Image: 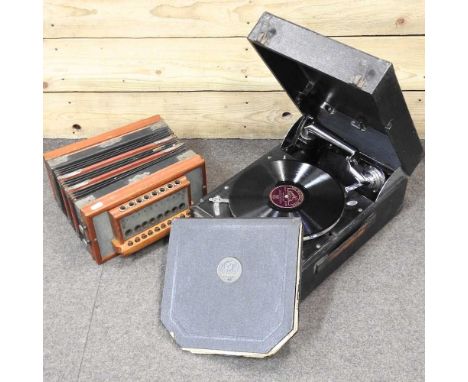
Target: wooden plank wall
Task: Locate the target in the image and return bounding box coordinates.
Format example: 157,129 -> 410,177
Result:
44,0 -> 425,139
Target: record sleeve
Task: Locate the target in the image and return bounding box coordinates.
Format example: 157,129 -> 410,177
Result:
161,218 -> 302,357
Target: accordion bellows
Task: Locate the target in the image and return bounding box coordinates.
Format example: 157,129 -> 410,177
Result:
44,115 -> 207,264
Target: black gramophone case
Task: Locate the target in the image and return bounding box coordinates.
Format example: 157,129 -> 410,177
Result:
193,13 -> 423,300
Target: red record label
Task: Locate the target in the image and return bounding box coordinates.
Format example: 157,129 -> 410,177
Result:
269,185 -> 304,209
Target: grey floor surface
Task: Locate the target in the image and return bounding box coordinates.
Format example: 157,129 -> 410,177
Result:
44,138 -> 424,382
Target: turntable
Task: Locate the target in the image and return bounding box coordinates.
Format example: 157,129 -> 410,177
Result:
193,13 -> 423,299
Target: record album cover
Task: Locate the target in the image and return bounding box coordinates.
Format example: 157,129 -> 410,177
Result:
161,218 -> 303,357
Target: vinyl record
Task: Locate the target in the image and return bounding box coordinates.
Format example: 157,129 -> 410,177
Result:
229,160 -> 345,239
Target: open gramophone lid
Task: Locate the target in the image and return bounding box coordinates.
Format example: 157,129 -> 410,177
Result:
160,218 -> 302,357
247,12 -> 423,175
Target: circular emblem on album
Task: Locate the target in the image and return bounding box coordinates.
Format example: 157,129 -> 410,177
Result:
269,184 -> 304,209
217,257 -> 242,283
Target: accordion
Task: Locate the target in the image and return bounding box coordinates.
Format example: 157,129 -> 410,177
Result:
44,115 -> 207,264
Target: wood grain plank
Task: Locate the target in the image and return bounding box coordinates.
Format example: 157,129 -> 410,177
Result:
44,0 -> 424,38
43,91 -> 425,139
44,36 -> 424,92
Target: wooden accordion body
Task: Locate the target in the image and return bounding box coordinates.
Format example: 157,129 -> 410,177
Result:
44,115 -> 207,264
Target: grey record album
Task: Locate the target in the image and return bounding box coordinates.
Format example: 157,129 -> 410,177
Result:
160,218 -> 303,357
